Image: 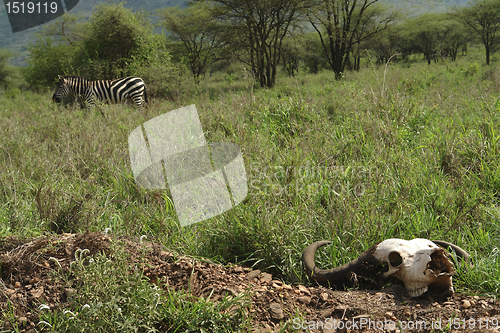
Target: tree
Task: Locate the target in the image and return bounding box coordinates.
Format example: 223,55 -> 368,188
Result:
203,0 -> 312,88
159,2 -> 225,82
307,0 -> 394,79
453,0 -> 500,65
366,24 -> 404,65
440,15 -> 469,61
81,3 -> 160,78
0,49 -> 15,90
401,13 -> 470,65
403,14 -> 442,65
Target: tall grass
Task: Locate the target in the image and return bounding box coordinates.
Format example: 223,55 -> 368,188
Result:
1,52 -> 499,297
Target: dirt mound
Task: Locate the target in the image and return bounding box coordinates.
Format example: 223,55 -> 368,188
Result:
1,232 -> 499,332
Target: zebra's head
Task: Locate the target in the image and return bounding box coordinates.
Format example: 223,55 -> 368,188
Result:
52,75 -> 69,103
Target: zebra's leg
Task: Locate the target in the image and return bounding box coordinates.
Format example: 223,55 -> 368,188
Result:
85,96 -> 107,118
133,96 -> 144,108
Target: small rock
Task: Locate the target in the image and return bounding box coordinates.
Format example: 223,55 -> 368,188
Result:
232,266 -> 244,273
353,314 -> 370,319
462,300 -> 471,308
270,280 -> 282,285
320,308 -> 334,317
298,296 -> 311,304
297,284 -> 311,295
18,317 -> 27,325
269,303 -> 284,320
14,281 -> 21,288
30,287 -> 44,298
272,283 -> 283,291
160,250 -> 173,258
319,292 -> 329,301
260,273 -> 272,283
385,311 -> 397,321
282,283 -> 292,290
246,270 -> 261,280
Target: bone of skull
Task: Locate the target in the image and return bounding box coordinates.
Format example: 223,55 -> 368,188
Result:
302,238 -> 470,297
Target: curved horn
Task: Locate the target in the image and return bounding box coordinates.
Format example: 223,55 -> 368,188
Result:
432,240 -> 472,266
302,241 -> 381,286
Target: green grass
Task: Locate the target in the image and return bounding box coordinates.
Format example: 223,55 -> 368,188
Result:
1,49 -> 500,330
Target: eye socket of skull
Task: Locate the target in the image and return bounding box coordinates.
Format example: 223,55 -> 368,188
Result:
388,251 -> 403,267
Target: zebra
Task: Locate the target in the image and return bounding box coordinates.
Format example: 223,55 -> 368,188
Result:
52,75 -> 148,108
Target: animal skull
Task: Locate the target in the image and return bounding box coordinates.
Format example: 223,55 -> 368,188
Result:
373,238 -> 455,297
302,238 -> 464,298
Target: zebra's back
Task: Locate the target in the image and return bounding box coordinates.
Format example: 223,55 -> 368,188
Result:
93,77 -> 147,106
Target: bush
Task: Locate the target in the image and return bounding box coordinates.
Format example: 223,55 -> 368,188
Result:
0,48 -> 20,91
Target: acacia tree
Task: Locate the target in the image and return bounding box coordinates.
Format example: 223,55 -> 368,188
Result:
454,0 -> 500,65
203,0 -> 312,88
307,0 -> 394,79
402,13 -> 470,65
403,14 -> 443,65
159,2 -> 225,81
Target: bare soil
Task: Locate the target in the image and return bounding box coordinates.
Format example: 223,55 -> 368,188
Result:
1,232 -> 499,332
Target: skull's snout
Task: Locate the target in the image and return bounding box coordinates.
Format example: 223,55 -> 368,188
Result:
52,94 -> 61,103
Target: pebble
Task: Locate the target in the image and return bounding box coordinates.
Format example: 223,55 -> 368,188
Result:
298,296 -> 311,304
353,314 -> 370,319
462,300 -> 471,308
14,281 -> 21,288
385,311 -> 397,321
269,303 -> 284,320
232,266 -> 244,273
320,308 -> 334,317
246,270 -> 261,280
260,273 -> 272,283
272,283 -> 283,291
30,287 -> 44,299
319,292 -> 329,301
297,284 -> 311,295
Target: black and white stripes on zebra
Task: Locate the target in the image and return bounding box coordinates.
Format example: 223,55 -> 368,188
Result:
52,75 -> 148,108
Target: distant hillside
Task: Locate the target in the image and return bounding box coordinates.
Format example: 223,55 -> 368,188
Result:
0,0 -> 470,66
0,0 -> 187,66
381,0 -> 469,14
